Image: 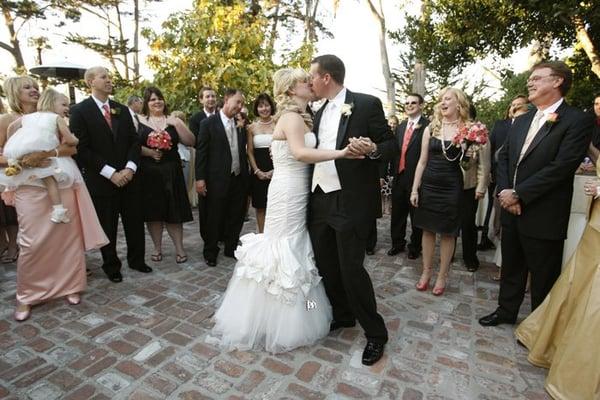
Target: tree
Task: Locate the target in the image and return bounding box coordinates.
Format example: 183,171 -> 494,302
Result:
1,0 -> 47,72
144,0 -> 276,114
403,0 -> 600,80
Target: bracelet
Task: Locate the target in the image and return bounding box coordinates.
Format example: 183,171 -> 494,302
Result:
54,148 -> 59,157
411,191 -> 418,195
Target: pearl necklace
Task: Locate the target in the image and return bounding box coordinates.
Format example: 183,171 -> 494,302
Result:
438,124 -> 463,162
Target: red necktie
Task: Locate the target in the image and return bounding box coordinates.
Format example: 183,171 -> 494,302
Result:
398,122 -> 414,173
102,104 -> 112,129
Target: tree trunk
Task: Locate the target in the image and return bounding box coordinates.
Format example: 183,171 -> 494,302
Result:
115,2 -> 130,81
365,0 -> 395,115
572,15 -> 600,79
133,0 -> 140,80
1,7 -> 25,69
267,0 -> 280,53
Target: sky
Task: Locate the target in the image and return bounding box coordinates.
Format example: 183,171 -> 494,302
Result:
1,0 -> 533,109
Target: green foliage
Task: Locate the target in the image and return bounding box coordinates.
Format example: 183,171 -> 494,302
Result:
144,0 -> 278,115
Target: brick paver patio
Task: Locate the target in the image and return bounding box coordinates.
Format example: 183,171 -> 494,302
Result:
0,211 -> 550,399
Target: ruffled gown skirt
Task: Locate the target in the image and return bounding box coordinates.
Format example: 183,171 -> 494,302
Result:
208,134 -> 332,353
515,199 -> 600,400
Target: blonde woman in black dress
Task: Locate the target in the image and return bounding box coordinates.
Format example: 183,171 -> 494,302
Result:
410,87 -> 471,295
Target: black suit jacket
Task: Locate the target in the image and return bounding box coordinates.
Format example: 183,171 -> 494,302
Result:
489,118 -> 511,182
70,97 -> 141,197
392,116 -> 429,188
497,101 -> 593,240
312,90 -> 397,235
194,114 -> 249,197
189,110 -> 210,138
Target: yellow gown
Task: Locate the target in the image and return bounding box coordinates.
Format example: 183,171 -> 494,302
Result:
515,162 -> 600,400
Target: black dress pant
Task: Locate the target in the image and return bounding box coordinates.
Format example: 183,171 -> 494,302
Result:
390,173 -> 421,252
498,222 -> 563,318
200,174 -> 247,261
481,182 -> 495,231
460,188 -> 479,265
90,184 -> 146,275
366,220 -> 377,251
308,189 -> 388,344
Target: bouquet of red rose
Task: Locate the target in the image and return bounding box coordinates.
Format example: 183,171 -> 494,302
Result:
146,130 -> 172,151
452,121 -> 488,169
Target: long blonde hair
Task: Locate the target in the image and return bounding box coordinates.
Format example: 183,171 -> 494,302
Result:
272,68 -> 313,129
429,87 -> 471,137
3,76 -> 39,114
37,88 -> 67,113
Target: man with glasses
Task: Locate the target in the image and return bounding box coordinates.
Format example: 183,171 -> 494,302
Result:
479,61 -> 593,327
388,94 -> 429,259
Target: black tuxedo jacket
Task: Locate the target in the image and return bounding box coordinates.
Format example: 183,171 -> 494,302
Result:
189,110 -> 209,138
392,116 -> 429,188
312,90 -> 397,234
194,114 -> 249,197
497,101 -> 593,240
70,97 -> 141,197
489,118 -> 511,181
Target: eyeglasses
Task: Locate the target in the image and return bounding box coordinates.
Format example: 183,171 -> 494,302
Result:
527,74 -> 557,83
405,101 -> 418,105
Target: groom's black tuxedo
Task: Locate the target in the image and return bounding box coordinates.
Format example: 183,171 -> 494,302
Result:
309,89 -> 397,345
495,100 -> 593,318
70,97 -> 146,275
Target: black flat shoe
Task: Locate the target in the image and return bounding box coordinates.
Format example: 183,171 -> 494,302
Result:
130,264 -> 153,273
386,247 -> 404,256
108,272 -> 123,283
329,320 -> 356,332
478,310 -> 516,327
206,259 -> 217,267
465,262 -> 479,272
362,341 -> 385,366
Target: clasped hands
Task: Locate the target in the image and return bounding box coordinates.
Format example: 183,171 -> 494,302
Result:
110,168 -> 134,187
344,137 -> 376,159
497,189 -> 522,215
255,169 -> 273,180
584,178 -> 600,198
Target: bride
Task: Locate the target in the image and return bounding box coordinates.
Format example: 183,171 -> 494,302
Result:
207,68 -> 359,352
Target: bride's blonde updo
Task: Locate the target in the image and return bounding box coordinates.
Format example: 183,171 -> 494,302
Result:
429,87 -> 471,137
273,68 -> 313,130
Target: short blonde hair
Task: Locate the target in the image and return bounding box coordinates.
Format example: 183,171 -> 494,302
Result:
272,68 -> 313,129
3,76 -> 39,114
37,88 -> 67,113
430,87 -> 471,137
84,66 -> 108,87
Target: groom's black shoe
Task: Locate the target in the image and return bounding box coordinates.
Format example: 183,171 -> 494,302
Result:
387,246 -> 404,256
329,320 -> 356,332
205,258 -> 217,267
362,341 -> 385,366
478,309 -> 516,327
130,264 -> 152,273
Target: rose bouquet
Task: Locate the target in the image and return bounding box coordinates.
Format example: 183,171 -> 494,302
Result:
146,130 -> 173,151
452,121 -> 489,169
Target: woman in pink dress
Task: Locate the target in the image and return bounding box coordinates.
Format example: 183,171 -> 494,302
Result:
0,76 -> 108,321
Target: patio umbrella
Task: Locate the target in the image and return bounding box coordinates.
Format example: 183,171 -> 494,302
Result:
29,62 -> 87,104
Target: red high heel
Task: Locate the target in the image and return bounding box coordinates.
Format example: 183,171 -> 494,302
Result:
432,275 -> 448,296
416,269 -> 432,291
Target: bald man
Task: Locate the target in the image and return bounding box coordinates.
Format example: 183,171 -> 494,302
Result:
70,66 -> 152,283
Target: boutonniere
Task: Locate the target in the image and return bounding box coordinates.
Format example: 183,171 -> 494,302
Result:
110,107 -> 121,116
340,103 -> 353,118
546,112 -> 559,125
414,124 -> 422,130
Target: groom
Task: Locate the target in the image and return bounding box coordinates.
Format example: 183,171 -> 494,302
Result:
308,54 -> 397,365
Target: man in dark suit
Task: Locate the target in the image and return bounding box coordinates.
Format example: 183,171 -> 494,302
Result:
195,88 -> 249,267
189,86 -> 218,138
479,95 -> 529,250
479,61 -> 593,326
388,94 -> 429,259
308,55 -> 397,365
70,66 -> 152,283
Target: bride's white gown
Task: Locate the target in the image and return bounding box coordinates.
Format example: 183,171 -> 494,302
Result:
207,132 -> 332,353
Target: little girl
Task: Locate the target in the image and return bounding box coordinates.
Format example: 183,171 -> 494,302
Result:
1,88 -> 81,223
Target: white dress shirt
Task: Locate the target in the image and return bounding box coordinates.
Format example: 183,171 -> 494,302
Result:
311,87 -> 347,193
91,95 -> 137,179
